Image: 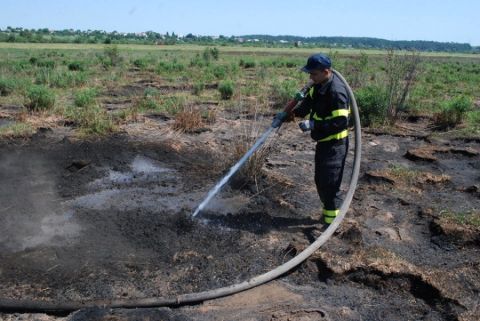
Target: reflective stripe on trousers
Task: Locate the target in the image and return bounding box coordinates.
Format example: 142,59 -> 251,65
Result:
323,209 -> 339,224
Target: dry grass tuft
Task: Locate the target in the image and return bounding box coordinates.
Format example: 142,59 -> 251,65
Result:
172,106 -> 204,133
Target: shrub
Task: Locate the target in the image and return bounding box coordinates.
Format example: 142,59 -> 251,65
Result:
158,96 -> 186,115
239,58 -> 256,69
190,53 -> 209,67
101,45 -> 122,67
74,88 -> 97,107
210,47 -> 219,60
136,96 -> 158,111
355,85 -> 389,126
29,57 -> 56,69
202,48 -> 212,64
132,58 -> 149,70
26,85 -> 55,111
218,80 -> 234,100
270,79 -> 297,108
68,61 -> 85,71
0,78 -> 16,96
434,95 -> 473,129
383,50 -> 421,123
347,52 -> 369,89
156,60 -> 185,73
192,82 -> 205,96
66,104 -> 115,135
466,110 -> 480,135
35,69 -> 88,88
212,65 -> 227,79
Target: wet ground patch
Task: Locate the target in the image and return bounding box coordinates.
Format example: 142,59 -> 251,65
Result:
0,135 -> 289,303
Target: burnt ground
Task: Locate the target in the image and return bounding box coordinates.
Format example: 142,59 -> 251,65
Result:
0,113 -> 479,321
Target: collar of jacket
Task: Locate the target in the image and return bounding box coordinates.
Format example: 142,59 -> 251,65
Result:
316,74 -> 333,95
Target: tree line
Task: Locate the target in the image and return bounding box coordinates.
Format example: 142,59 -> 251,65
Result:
1,26 -> 478,53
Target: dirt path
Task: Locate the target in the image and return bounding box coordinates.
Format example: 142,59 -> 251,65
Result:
0,116 -> 478,321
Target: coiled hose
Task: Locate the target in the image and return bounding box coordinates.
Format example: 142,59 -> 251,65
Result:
0,69 -> 361,314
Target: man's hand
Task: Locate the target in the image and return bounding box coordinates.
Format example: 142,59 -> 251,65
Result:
299,120 -> 314,132
271,111 -> 288,128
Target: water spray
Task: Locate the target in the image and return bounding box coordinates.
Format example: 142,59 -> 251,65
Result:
192,80 -> 314,218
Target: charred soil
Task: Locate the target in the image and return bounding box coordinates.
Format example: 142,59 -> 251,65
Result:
0,115 -> 479,321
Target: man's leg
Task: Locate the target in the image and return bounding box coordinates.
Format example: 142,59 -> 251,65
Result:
314,140 -> 348,224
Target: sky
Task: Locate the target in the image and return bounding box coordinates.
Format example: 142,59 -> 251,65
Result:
1,0 -> 479,46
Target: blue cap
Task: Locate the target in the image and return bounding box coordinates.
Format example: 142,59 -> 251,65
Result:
301,53 -> 331,73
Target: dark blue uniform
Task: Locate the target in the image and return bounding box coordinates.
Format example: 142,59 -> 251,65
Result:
293,73 -> 349,223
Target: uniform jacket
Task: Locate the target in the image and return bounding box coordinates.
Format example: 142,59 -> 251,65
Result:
293,73 -> 349,142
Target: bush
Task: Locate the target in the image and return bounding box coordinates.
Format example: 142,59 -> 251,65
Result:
218,80 -> 234,100
383,50 -> 421,123
158,96 -> 186,115
212,65 -> 227,79
0,78 -> 16,96
466,110 -> 480,134
35,69 -> 88,88
190,53 -> 209,68
68,61 -> 85,71
66,104 -> 115,135
132,58 -> 149,70
270,79 -> 297,108
210,47 -> 219,60
30,58 -> 56,69
239,59 -> 256,69
101,45 -> 122,67
140,97 -> 158,110
192,82 -> 205,96
434,95 -> 473,129
355,85 -> 389,126
156,60 -> 185,73
26,85 -> 55,111
74,88 -> 97,107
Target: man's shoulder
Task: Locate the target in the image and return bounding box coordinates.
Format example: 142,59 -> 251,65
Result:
330,74 -> 347,93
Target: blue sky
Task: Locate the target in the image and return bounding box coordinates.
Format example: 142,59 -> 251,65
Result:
1,0 -> 479,45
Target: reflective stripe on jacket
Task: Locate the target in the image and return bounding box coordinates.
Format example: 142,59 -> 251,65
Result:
294,73 -> 349,142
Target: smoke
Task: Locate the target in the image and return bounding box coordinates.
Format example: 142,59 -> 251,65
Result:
0,151 -> 80,252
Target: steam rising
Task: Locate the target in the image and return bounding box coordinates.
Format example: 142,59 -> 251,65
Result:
0,151 -> 80,252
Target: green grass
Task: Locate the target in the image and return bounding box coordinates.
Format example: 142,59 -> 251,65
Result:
440,209 -> 480,227
2,42 -> 480,58
387,164 -> 418,184
1,42 -> 479,138
0,122 -> 35,138
74,88 -> 97,107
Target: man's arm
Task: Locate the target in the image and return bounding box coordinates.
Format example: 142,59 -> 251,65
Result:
293,96 -> 312,118
312,91 -> 349,136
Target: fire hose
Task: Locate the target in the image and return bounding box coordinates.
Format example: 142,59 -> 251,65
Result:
0,69 -> 361,314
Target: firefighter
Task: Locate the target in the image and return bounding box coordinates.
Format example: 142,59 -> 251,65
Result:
273,53 -> 349,224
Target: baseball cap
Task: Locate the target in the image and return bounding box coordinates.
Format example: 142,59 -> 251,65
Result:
301,53 -> 331,73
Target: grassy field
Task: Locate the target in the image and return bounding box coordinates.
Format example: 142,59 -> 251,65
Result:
0,42 -> 479,138
3,42 -> 480,58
